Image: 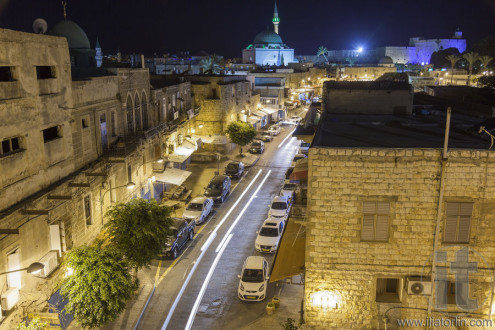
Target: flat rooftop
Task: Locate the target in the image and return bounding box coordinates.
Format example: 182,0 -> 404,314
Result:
312,111 -> 491,149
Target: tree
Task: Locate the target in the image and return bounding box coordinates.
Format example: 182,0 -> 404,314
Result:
445,54 -> 461,85
429,47 -> 461,68
15,318 -> 48,330
60,243 -> 136,329
105,198 -> 174,273
472,35 -> 495,59
463,52 -> 480,85
479,55 -> 493,73
316,46 -> 329,66
345,56 -> 356,67
226,121 -> 256,156
477,75 -> 495,88
200,54 -> 221,74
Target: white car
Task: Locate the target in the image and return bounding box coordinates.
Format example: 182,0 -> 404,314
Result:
299,141 -> 310,154
290,116 -> 302,124
290,153 -> 308,167
268,195 -> 291,220
182,197 -> 213,225
280,183 -> 300,201
237,256 -> 270,301
268,125 -> 281,136
255,218 -> 285,253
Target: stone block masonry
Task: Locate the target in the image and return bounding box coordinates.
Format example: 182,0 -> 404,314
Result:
305,147 -> 495,328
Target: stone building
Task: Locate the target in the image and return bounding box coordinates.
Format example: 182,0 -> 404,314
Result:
303,82 -> 495,328
0,25 -> 197,327
339,65 -> 397,81
186,75 -> 255,134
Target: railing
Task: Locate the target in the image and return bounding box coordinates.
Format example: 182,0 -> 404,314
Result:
144,122 -> 167,139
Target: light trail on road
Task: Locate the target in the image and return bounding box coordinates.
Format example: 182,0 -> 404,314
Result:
160,169 -> 263,330
278,127 -> 297,148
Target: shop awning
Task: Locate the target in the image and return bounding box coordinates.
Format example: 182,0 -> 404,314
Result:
248,116 -> 260,125
269,220 -> 306,283
253,110 -> 267,117
153,168 -> 192,185
262,107 -> 278,114
289,158 -> 308,181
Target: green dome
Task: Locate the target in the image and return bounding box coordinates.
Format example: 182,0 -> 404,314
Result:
48,20 -> 91,50
253,30 -> 283,45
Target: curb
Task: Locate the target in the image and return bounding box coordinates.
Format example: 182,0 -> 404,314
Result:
247,157 -> 260,168
133,284 -> 156,330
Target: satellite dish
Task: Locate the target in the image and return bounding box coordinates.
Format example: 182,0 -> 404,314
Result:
33,18 -> 48,34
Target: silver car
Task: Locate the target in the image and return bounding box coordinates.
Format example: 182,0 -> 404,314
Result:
182,197 -> 214,225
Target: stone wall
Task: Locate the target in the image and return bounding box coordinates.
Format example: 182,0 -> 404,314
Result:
305,147 -> 495,328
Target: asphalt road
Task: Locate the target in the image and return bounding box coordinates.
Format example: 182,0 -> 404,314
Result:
137,125 -> 300,330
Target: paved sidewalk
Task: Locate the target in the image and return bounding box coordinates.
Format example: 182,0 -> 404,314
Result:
240,278 -> 305,330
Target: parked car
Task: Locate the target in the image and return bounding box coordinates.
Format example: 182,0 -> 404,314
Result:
237,256 -> 270,301
164,218 -> 195,259
249,140 -> 265,154
290,116 -> 302,124
268,125 -> 281,136
182,197 -> 214,225
255,218 -> 285,253
225,161 -> 245,178
280,183 -> 300,201
290,153 -> 308,167
268,195 -> 291,220
204,175 -> 231,203
299,141 -> 311,154
260,134 -> 273,142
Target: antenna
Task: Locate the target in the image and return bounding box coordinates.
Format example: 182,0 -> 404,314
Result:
32,18 -> 48,34
62,1 -> 67,19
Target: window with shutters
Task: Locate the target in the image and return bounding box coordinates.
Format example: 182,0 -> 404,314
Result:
444,202 -> 473,243
361,201 -> 390,242
376,278 -> 401,303
84,195 -> 92,226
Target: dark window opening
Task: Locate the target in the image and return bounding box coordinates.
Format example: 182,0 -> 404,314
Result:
0,66 -> 14,82
82,118 -> 89,128
36,66 -> 55,79
127,165 -> 132,183
376,278 -> 401,303
1,137 -> 21,155
84,195 -> 92,225
111,112 -> 116,137
42,126 -> 60,143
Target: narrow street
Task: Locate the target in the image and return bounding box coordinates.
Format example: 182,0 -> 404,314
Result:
138,125 -> 300,330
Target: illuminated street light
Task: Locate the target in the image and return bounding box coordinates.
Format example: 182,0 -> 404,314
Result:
0,262 -> 44,276
357,47 -> 363,53
198,124 -> 204,128
126,181 -> 136,189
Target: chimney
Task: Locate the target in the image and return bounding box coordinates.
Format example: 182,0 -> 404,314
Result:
141,54 -> 145,69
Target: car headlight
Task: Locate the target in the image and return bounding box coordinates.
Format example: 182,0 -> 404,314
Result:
259,284 -> 265,292
240,283 -> 245,291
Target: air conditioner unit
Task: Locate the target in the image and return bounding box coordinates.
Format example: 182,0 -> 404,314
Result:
407,277 -> 432,295
35,251 -> 59,278
1,288 -> 19,311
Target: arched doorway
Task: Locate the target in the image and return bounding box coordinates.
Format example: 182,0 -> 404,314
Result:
126,95 -> 134,133
142,91 -> 149,130
134,92 -> 142,131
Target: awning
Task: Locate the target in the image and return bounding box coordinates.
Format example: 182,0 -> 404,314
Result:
253,110 -> 267,117
270,220 -> 306,283
290,158 -> 308,181
248,116 -> 260,125
154,168 -> 192,185
262,107 -> 278,114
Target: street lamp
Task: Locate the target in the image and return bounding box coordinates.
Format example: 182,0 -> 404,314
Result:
0,262 -> 44,276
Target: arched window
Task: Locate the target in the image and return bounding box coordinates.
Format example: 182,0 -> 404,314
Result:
134,92 -> 141,131
126,95 -> 134,133
141,91 -> 148,130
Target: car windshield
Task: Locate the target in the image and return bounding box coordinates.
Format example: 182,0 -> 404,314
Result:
301,142 -> 310,148
271,202 -> 287,210
242,268 -> 264,283
208,182 -> 222,190
260,227 -> 279,237
227,164 -> 238,170
283,184 -> 296,190
186,203 -> 203,211
252,142 -> 261,147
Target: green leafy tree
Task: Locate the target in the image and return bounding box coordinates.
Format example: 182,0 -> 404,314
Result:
477,75 -> 495,88
15,318 -> 48,330
226,121 -> 256,155
429,47 -> 461,68
200,54 -> 221,74
445,54 -> 461,85
345,56 -> 356,67
316,46 -> 329,66
480,55 -> 493,73
463,52 -> 480,85
105,198 -> 174,273
60,243 -> 136,329
472,35 -> 495,58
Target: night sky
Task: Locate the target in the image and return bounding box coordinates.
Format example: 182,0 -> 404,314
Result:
1,0 -> 495,58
